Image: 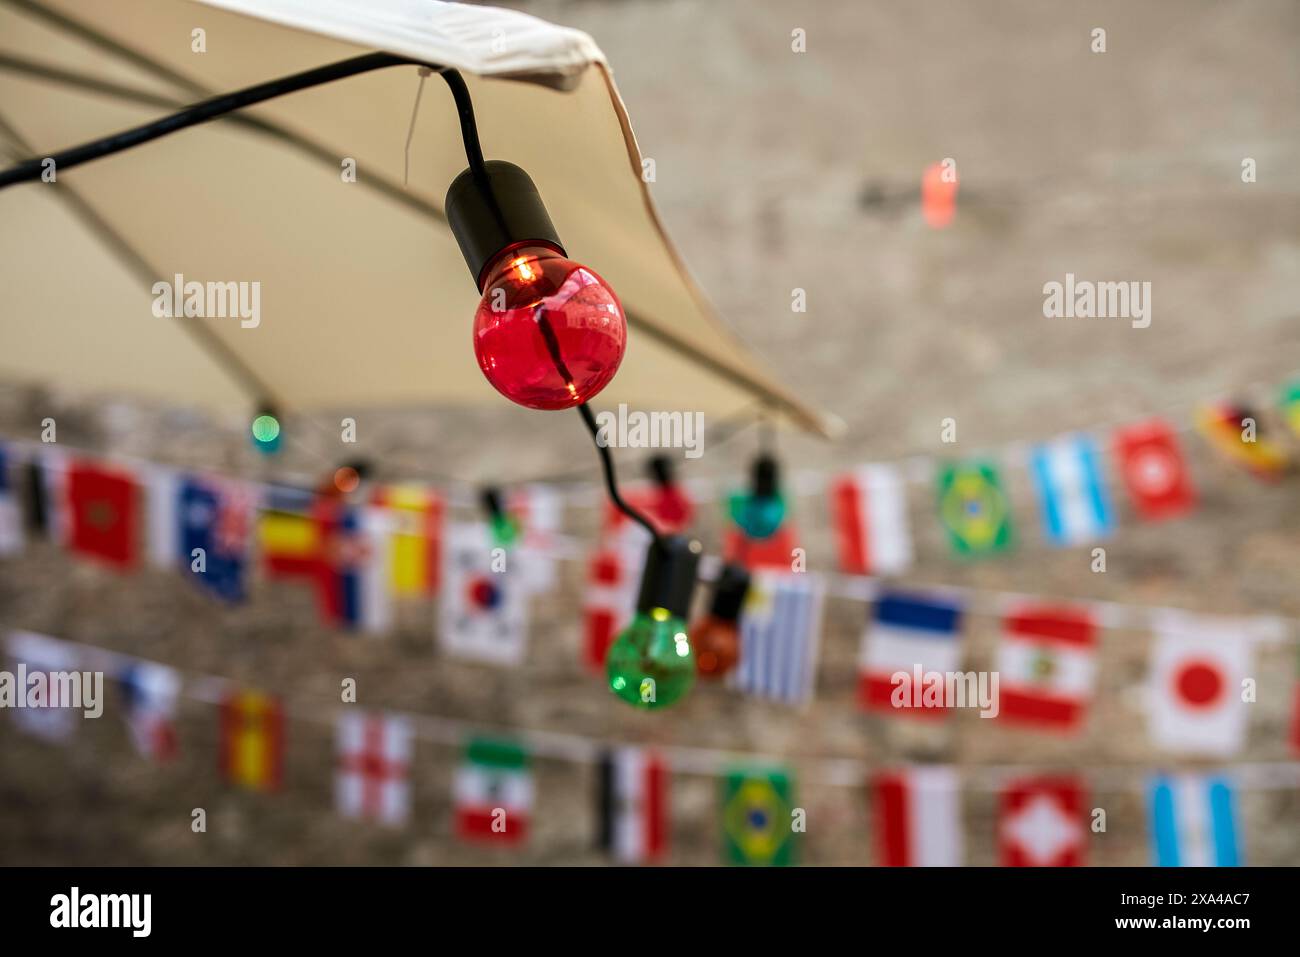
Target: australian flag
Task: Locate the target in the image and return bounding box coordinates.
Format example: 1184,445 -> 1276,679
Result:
179,477 -> 249,602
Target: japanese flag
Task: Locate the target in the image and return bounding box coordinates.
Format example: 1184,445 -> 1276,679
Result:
1148,611 -> 1253,756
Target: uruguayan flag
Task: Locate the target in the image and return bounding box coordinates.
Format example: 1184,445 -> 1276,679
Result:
730,573 -> 825,706
1029,434 -> 1114,546
1148,774 -> 1241,866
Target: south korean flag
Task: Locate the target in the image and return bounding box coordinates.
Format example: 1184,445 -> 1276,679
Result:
438,522 -> 529,666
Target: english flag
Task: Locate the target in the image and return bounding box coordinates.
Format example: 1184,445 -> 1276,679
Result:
65,459 -> 139,569
335,711 -> 412,826
439,522 -> 529,665
996,604 -> 1097,731
873,767 -> 962,866
1029,434 -> 1114,546
1148,612 -> 1252,756
830,464 -> 913,576
858,592 -> 964,716
1113,419 -> 1195,521
597,747 -> 668,863
1148,774 -> 1241,867
454,737 -> 532,844
999,776 -> 1086,867
5,631 -> 80,743
119,662 -> 180,762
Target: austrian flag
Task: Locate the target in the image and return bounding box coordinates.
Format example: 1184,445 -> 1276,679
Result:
873,767 -> 962,867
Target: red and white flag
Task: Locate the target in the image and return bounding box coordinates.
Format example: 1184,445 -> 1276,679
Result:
598,747 -> 668,863
873,767 -> 962,866
830,465 -> 913,576
1149,611 -> 1253,756
999,776 -> 1086,867
582,529 -> 646,671
996,603 -> 1097,731
335,710 -> 412,826
1113,419 -> 1195,521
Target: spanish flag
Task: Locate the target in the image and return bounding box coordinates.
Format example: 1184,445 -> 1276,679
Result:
1195,402 -> 1289,481
219,690 -> 284,792
372,484 -> 443,596
258,485 -> 324,578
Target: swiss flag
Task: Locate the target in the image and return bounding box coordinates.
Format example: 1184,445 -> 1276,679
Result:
66,460 -> 138,569
999,777 -> 1086,867
1113,419 -> 1195,521
1149,611 -> 1252,756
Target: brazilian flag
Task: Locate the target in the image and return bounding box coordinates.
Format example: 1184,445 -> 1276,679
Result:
936,460 -> 1013,557
721,767 -> 795,866
1280,380 -> 1300,438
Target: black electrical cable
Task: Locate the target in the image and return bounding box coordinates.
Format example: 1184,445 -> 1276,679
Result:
0,52 -> 492,189
577,403 -> 664,546
0,48 -> 663,538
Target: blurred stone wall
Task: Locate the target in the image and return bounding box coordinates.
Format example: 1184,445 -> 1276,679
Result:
1,0 -> 1298,864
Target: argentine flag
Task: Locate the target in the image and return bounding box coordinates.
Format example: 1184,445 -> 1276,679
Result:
1030,435 -> 1114,546
1148,774 -> 1241,866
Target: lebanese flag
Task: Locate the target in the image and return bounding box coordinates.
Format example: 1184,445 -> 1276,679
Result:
873,767 -> 962,866
454,738 -> 533,844
1113,419 -> 1195,521
830,465 -> 913,576
996,604 -> 1097,731
65,459 -> 139,569
999,777 -> 1086,867
598,747 -> 668,863
1148,611 -> 1252,756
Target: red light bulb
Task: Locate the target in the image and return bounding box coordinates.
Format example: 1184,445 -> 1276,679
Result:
474,243 -> 626,410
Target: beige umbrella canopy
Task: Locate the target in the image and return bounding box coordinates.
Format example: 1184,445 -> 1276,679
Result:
0,0 -> 836,435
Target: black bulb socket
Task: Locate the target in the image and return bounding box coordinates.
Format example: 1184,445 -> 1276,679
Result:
445,160 -> 566,290
635,535 -> 702,621
709,563 -> 751,623
752,453 -> 779,499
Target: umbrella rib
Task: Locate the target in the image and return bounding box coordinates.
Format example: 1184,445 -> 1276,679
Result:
1,0 -> 827,431
0,106 -> 285,408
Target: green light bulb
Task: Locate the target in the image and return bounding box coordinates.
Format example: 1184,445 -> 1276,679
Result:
606,606 -> 696,710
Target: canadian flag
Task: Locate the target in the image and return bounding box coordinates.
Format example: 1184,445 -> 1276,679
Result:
582,526 -> 647,671
1148,611 -> 1253,756
830,465 -> 913,576
1113,419 -> 1195,521
999,777 -> 1086,867
872,767 -> 962,866
996,604 -> 1097,731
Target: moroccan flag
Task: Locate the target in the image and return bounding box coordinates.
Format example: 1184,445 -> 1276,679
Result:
66,460 -> 138,568
1195,402 -> 1288,480
1113,419 -> 1195,521
1280,379 -> 1300,437
373,483 -> 443,596
830,464 -> 913,575
996,604 -> 1097,731
598,747 -> 668,863
219,690 -> 284,792
999,776 -> 1086,867
935,460 -> 1012,557
720,767 -> 795,866
873,766 -> 962,866
454,737 -> 532,844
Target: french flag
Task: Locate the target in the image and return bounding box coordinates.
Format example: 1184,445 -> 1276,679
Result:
1148,774 -> 1241,866
830,465 -> 913,576
858,592 -> 963,715
1029,434 -> 1114,546
873,767 -> 962,866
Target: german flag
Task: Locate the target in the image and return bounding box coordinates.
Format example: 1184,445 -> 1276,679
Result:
219,690 -> 284,792
1195,402 -> 1289,481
